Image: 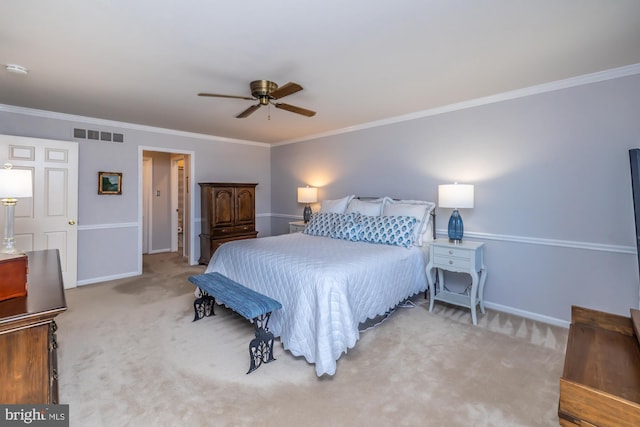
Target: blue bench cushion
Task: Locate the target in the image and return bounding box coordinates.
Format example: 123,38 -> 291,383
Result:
188,272 -> 282,320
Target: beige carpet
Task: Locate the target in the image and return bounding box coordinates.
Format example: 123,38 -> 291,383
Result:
56,253 -> 567,426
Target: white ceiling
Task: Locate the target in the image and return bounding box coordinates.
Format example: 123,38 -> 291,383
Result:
1,1 -> 639,144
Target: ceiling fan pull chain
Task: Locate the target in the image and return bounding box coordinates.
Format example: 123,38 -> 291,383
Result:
268,103 -> 271,120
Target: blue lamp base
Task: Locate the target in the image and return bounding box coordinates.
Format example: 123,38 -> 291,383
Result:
447,209 -> 464,243
303,204 -> 312,223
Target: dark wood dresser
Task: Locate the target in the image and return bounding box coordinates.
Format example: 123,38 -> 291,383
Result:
198,182 -> 258,265
0,249 -> 67,404
559,305 -> 640,426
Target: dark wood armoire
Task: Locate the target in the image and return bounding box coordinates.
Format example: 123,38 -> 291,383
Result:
198,182 -> 258,265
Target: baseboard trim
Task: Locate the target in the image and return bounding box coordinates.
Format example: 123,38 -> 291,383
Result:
148,248 -> 171,254
77,271 -> 140,287
484,301 -> 570,328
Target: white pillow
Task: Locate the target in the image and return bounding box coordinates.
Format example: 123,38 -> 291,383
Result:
382,199 -> 436,246
320,195 -> 355,213
345,198 -> 385,216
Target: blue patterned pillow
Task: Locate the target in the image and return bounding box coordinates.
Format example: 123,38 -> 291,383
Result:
358,215 -> 418,248
302,212 -> 352,237
331,214 -> 361,241
303,212 -> 336,237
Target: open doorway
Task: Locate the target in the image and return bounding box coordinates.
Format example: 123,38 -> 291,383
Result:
139,147 -> 195,272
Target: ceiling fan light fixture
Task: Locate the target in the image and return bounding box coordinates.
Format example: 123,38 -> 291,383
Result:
250,80 -> 278,98
5,64 -> 29,75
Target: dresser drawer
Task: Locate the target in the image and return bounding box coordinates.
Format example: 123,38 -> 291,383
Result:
433,246 -> 473,261
289,221 -> 307,233
211,225 -> 255,236
210,234 -> 257,252
434,256 -> 471,270
233,224 -> 255,235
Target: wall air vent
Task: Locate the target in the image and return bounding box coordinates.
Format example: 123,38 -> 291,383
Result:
73,128 -> 124,143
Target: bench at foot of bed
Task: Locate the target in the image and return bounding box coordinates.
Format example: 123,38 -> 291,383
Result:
188,272 -> 282,374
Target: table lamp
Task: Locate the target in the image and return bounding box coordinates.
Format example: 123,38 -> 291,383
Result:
438,183 -> 474,243
297,186 -> 317,223
0,163 -> 33,254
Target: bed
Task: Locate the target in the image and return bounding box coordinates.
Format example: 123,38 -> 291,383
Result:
203,196 -> 436,376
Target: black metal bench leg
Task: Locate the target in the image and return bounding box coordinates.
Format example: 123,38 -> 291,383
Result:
193,292 -> 215,322
247,312 -> 276,374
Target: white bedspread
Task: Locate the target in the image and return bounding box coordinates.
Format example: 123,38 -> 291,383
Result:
205,232 -> 428,376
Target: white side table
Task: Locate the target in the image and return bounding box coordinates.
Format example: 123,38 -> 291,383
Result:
289,221 -> 307,233
426,238 -> 487,325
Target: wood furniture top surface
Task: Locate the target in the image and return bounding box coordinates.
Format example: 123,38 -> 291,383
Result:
0,249 -> 67,332
559,305 -> 640,426
563,320 -> 640,402
198,182 -> 258,187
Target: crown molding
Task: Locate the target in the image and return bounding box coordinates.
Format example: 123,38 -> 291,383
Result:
274,63 -> 640,146
2,63 -> 639,148
0,104 -> 270,148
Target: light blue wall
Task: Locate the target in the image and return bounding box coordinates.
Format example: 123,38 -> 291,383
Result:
0,109 -> 272,284
270,72 -> 640,325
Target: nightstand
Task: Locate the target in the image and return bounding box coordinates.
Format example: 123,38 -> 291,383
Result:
426,238 -> 487,325
289,221 -> 307,233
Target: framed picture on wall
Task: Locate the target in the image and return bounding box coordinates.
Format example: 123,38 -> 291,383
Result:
98,171 -> 122,195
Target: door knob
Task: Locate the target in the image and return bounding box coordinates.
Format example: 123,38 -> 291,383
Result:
68,220 -> 76,225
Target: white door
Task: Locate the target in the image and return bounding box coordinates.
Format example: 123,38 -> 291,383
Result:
0,135 -> 79,288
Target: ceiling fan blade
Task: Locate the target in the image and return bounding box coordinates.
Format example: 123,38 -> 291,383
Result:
198,93 -> 255,101
269,82 -> 303,99
274,103 -> 316,117
236,104 -> 261,118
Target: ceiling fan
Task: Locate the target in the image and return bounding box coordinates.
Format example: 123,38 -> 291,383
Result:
198,80 -> 316,119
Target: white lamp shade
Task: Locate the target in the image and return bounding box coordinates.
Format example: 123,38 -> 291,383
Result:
297,186 -> 318,204
438,184 -> 474,209
0,167 -> 32,198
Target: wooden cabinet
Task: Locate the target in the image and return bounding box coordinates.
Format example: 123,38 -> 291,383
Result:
0,250 -> 66,404
199,182 -> 258,265
558,306 -> 640,426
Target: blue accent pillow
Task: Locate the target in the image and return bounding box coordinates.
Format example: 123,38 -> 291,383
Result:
358,215 -> 418,248
302,212 -> 355,238
303,212 -> 337,237
331,214 -> 361,241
